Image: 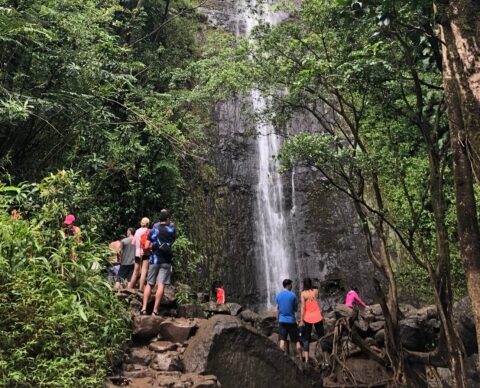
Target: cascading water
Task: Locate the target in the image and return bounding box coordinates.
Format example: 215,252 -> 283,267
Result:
242,1 -> 293,309
200,0 -> 377,308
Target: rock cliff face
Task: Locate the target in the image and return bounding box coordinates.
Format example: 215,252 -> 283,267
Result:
194,1 -> 376,309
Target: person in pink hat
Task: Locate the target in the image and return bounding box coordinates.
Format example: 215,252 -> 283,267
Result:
63,214 -> 81,236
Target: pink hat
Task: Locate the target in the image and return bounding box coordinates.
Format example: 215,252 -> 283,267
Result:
64,214 -> 76,225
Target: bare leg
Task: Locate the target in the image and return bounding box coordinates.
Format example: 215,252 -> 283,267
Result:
142,283 -> 152,311
139,260 -> 149,292
279,339 -> 286,352
127,262 -> 140,289
152,283 -> 165,314
114,281 -> 121,289
303,350 -> 309,362
296,342 -> 302,359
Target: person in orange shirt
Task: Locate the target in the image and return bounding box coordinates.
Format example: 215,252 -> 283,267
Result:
215,281 -> 225,304
299,277 -> 324,363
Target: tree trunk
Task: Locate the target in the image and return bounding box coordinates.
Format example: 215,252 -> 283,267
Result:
437,0 -> 480,366
436,0 -> 480,179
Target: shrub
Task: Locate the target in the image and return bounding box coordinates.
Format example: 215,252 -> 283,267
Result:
0,172 -> 130,387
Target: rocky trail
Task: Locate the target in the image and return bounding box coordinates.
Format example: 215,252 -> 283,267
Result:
105,288 -> 479,388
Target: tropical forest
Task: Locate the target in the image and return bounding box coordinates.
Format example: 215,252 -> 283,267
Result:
0,0 -> 479,387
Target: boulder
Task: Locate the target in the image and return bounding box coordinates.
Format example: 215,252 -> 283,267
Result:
126,347 -> 155,366
148,340 -> 179,353
353,317 -> 369,334
326,357 -> 391,386
335,304 -> 355,319
202,301 -> 231,315
225,302 -> 243,316
107,372 -> 220,388
177,304 -> 207,319
413,305 -> 438,321
182,315 -> 321,388
162,285 -> 177,306
399,304 -> 417,316
368,304 -> 384,318
159,318 -> 198,343
453,297 -> 478,356
240,309 -> 260,323
465,353 -> 480,386
255,310 -> 277,336
129,297 -> 143,311
374,329 -> 385,347
369,320 -> 385,332
399,318 -> 426,351
150,351 -> 182,371
132,315 -> 165,340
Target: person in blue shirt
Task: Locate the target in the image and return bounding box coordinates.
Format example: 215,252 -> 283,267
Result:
275,279 -> 302,357
140,210 -> 176,316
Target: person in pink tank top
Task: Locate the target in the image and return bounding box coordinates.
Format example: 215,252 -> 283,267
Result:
299,277 -> 325,363
345,288 -> 368,309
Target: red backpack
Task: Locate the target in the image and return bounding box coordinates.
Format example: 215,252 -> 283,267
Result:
139,228 -> 150,253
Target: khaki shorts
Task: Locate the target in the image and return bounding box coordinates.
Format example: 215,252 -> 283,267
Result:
147,263 -> 171,286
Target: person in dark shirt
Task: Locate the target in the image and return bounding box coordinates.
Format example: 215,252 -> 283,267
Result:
140,210 -> 176,315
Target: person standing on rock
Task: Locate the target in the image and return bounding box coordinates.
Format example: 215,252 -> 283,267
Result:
141,210 -> 176,316
275,279 -> 302,357
299,277 -> 324,363
213,280 -> 226,304
345,288 -> 368,309
128,217 -> 150,290
115,228 -> 136,289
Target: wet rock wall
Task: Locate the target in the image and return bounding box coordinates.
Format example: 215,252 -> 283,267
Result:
189,1 -> 376,309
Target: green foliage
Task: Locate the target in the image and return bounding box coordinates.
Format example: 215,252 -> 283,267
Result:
257,0 -> 466,300
0,0 -> 230,294
0,0 -> 216,237
0,173 -> 130,387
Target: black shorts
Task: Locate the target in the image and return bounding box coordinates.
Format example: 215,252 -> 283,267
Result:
134,255 -> 150,264
116,264 -> 134,281
278,323 -> 300,343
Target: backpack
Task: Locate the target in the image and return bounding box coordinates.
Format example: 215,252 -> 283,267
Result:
152,224 -> 175,261
140,228 -> 150,252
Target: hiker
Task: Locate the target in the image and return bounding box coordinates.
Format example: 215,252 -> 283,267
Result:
141,210 -> 176,316
114,228 -> 136,289
299,277 -> 324,363
215,281 -> 226,304
11,209 -> 21,220
275,278 -> 302,357
128,217 -> 150,290
63,214 -> 81,239
345,287 -> 368,309
108,239 -> 122,284
63,214 -> 81,260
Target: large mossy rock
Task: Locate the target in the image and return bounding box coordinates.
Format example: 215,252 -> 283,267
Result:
182,315 -> 320,388
453,297 -> 478,356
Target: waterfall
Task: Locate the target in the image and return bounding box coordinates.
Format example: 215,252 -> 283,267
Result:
240,1 -> 293,309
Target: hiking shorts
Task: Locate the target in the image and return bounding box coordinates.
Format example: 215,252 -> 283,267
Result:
116,264 -> 134,282
134,255 -> 150,264
147,263 -> 171,286
279,323 -> 300,343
